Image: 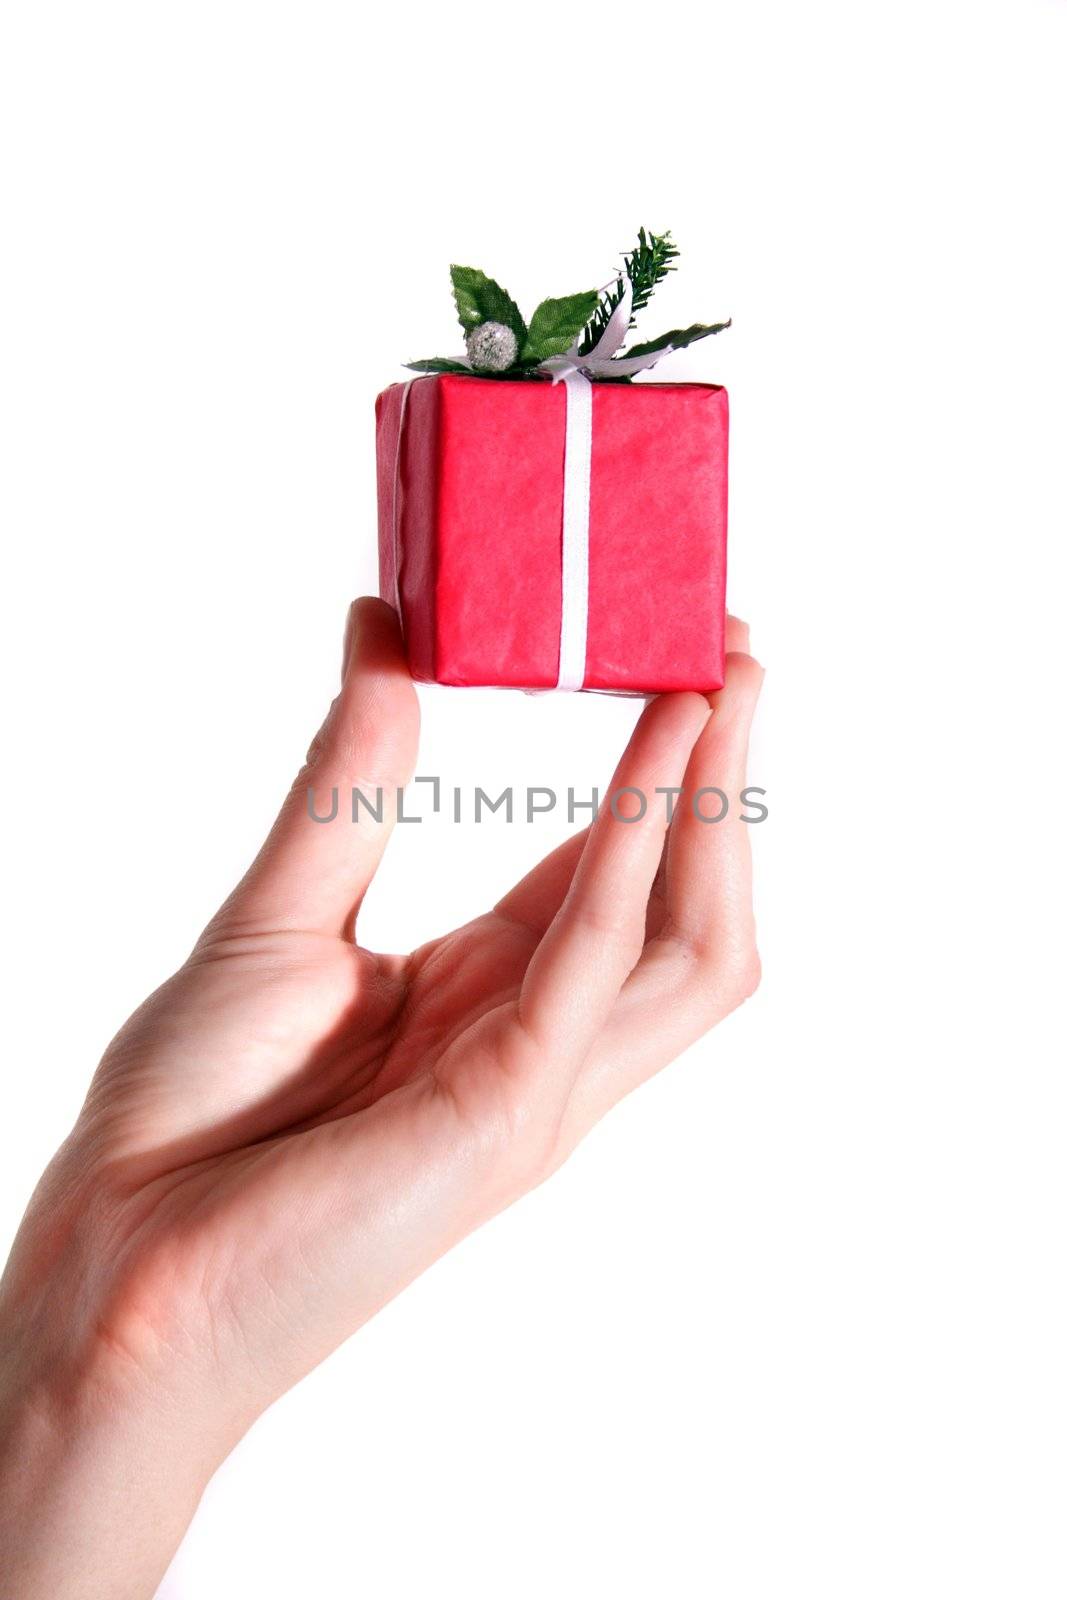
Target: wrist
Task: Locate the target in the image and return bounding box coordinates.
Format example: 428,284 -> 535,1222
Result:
0,1339 -> 225,1600
0,1164 -> 244,1599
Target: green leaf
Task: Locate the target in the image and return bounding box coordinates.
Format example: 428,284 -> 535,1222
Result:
520,290 -> 600,362
449,266 -> 527,343
623,319 -> 732,360
404,357 -> 472,373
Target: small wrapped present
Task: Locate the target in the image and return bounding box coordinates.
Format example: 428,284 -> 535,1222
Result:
376,231 -> 730,694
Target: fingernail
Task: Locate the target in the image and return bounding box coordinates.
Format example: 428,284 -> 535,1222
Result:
341,601 -> 358,682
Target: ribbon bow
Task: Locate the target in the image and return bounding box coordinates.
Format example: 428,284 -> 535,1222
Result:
536,278 -> 675,383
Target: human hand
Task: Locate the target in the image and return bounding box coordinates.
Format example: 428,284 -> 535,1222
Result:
0,598 -> 762,1597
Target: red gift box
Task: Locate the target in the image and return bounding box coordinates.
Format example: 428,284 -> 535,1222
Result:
376,373 -> 728,693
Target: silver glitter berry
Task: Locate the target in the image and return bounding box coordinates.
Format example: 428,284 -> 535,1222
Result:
465,320 -> 518,372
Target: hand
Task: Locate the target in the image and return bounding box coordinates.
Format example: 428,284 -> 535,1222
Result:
0,598 -> 763,1597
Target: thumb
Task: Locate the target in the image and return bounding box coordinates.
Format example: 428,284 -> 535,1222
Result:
205,597 -> 420,941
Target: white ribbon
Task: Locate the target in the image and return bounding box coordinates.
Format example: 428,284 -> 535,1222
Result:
555,370 -> 593,690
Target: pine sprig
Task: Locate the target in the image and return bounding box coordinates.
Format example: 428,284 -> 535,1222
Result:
579,228 -> 680,354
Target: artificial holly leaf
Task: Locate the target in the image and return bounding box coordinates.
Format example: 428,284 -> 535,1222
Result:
449,267 -> 527,344
521,290 -> 600,362
623,319 -> 732,360
404,357 -> 472,373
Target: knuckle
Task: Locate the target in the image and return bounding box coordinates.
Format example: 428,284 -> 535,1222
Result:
570,900 -> 626,938
571,904 -> 645,970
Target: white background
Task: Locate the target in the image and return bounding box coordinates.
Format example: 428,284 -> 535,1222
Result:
2,2 -> 1065,1595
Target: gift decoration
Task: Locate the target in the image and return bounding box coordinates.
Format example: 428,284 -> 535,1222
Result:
376,231 -> 731,693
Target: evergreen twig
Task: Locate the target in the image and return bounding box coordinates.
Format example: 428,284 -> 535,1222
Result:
579,228 -> 680,354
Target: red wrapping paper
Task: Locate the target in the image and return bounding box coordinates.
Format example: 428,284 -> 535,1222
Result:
376,374 -> 728,693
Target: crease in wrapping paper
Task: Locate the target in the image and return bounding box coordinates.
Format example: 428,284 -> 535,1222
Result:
389,379 -> 414,623
376,374 -> 728,694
